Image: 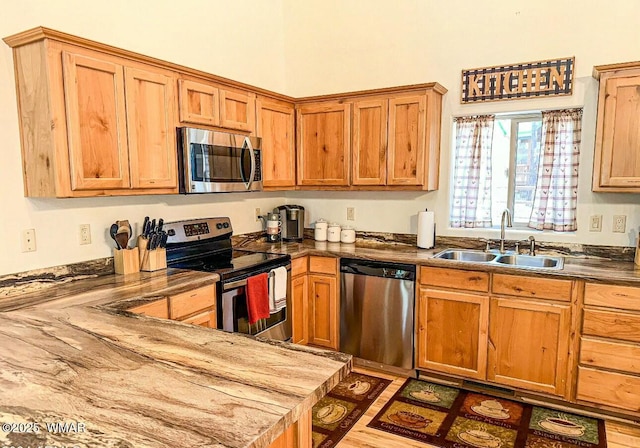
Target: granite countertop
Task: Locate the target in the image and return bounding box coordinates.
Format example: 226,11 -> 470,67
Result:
0,268 -> 351,448
235,238 -> 640,285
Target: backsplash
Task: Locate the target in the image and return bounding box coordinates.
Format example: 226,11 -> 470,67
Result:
0,258 -> 113,299
1,230 -> 635,299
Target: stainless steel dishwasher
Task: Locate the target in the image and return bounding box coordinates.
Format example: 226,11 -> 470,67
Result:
340,258 -> 416,370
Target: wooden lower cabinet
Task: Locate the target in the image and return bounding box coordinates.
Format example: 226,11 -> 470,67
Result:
308,274 -> 339,350
417,288 -> 488,379
488,297 -> 571,396
292,275 -> 309,345
268,409 -> 312,448
128,298 -> 169,319
182,309 -> 217,328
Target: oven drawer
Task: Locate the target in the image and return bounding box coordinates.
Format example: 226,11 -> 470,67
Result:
169,285 -> 217,320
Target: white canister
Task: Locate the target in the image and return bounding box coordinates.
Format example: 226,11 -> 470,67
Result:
314,219 -> 328,241
327,223 -> 341,242
340,226 -> 356,244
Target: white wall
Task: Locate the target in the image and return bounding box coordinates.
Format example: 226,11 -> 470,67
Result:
3,1 -> 640,275
0,0 -> 288,275
283,0 -> 640,247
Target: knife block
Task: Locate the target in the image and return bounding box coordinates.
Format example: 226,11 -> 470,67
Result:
138,236 -> 167,272
114,248 -> 140,275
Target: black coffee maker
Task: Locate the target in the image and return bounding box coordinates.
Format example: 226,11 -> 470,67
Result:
277,205 -> 305,242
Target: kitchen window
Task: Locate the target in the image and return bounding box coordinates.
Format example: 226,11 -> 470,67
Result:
450,109 -> 583,231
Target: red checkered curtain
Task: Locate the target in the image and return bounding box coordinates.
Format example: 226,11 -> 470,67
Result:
450,115 -> 495,228
528,109 -> 583,232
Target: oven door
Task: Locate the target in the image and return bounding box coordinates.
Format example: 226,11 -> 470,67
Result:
219,264 -> 291,340
180,127 -> 262,193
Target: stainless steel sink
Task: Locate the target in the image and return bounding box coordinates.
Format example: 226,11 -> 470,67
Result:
434,250 -> 498,263
433,249 -> 564,270
494,254 -> 564,269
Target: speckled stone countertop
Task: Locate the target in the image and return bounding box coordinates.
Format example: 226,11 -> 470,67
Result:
234,237 -> 640,285
0,268 -> 351,448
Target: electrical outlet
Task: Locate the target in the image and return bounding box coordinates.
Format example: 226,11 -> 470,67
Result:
589,215 -> 602,232
79,224 -> 91,245
22,228 -> 36,252
255,208 -> 261,222
613,215 -> 627,233
347,207 -> 355,221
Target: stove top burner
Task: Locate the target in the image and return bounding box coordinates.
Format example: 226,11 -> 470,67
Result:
168,249 -> 289,281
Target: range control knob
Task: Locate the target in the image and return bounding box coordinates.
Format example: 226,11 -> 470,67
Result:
216,223 -> 223,229
223,222 -> 230,228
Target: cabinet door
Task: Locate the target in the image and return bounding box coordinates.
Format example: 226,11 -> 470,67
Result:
308,274 -> 338,349
62,51 -> 130,190
256,97 -> 296,187
387,95 -> 426,186
297,103 -> 351,186
417,288 -> 489,379
125,67 -> 178,189
178,79 -> 219,126
594,71 -> 640,190
291,275 -> 309,345
219,88 -> 256,133
352,99 -> 387,185
488,297 -> 571,396
182,309 -> 217,328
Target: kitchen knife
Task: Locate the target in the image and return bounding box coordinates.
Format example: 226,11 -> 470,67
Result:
150,219 -> 156,236
157,218 -> 164,233
149,233 -> 159,251
141,216 -> 149,238
143,219 -> 152,238
159,231 -> 168,248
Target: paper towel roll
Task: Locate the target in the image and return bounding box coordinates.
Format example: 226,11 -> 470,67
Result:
417,210 -> 435,249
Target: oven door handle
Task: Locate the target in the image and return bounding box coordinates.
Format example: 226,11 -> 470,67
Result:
223,278 -> 249,291
222,265 -> 291,291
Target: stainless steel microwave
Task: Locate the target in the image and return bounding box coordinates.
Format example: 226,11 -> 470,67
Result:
177,127 -> 262,193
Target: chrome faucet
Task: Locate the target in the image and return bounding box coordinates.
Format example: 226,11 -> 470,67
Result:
499,208 -> 513,253
528,235 -> 536,256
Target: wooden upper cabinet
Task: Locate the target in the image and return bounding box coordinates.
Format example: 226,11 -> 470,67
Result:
352,99 -> 388,185
387,94 -> 426,186
125,67 -> 177,189
178,78 -> 219,126
296,102 -> 351,186
219,88 -> 256,133
62,51 -> 130,190
256,97 -> 296,188
593,63 -> 640,192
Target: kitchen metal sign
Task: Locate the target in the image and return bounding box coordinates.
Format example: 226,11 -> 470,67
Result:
461,57 -> 574,103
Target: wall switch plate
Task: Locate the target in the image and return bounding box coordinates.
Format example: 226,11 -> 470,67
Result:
613,215 -> 627,233
79,224 -> 91,245
255,208 -> 261,222
22,228 -> 36,252
589,215 -> 602,232
347,207 -> 355,221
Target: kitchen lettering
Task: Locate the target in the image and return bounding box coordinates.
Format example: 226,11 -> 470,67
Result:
468,65 -> 568,96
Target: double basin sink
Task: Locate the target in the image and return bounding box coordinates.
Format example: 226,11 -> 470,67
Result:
434,249 -> 564,270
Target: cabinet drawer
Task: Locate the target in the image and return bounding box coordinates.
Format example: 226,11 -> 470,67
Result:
576,366 -> 640,412
584,283 -> 640,311
292,256 -> 308,278
169,285 -> 216,320
181,309 -> 217,328
492,274 -> 572,302
582,309 -> 640,343
420,266 -> 489,292
128,298 -> 168,319
309,256 -> 337,275
580,337 -> 640,373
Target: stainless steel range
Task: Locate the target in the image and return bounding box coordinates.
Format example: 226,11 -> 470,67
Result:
164,217 -> 291,340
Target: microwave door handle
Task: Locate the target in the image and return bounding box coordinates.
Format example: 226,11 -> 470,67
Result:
244,136 -> 256,190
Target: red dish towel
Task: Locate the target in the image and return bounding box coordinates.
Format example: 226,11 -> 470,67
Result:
246,273 -> 270,325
